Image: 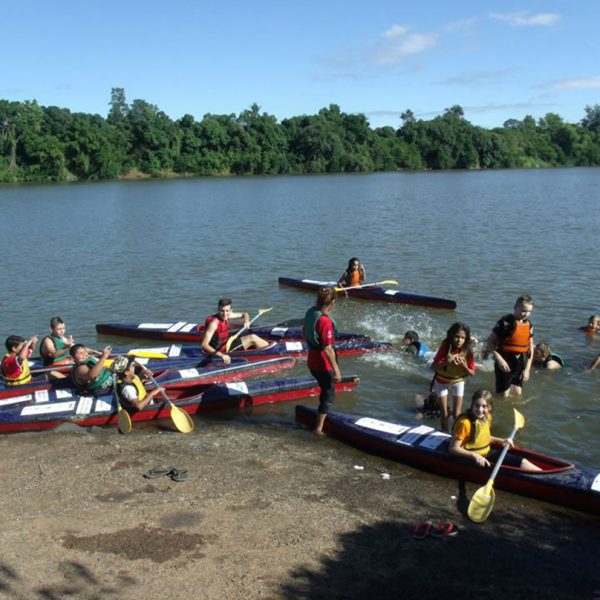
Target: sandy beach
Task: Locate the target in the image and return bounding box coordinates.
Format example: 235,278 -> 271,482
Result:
0,417 -> 598,600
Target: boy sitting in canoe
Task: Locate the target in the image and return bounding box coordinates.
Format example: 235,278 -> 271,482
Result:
1,334 -> 38,386
70,344 -> 114,393
201,298 -> 269,365
449,390 -> 540,471
114,356 -> 164,412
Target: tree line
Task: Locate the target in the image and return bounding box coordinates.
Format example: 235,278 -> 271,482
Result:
1,87 -> 600,183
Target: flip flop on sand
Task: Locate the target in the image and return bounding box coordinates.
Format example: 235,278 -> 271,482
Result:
170,468 -> 189,482
143,466 -> 176,479
431,521 -> 459,538
412,521 -> 433,540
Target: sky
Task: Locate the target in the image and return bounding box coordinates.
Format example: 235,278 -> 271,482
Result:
3,0 -> 599,129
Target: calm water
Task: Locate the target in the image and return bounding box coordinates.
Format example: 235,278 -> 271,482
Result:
1,169 -> 599,465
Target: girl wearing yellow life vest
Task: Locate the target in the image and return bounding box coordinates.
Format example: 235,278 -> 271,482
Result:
431,322 -> 476,432
484,295 -> 534,397
450,390 -> 540,471
114,356 -> 165,412
337,258 -> 366,288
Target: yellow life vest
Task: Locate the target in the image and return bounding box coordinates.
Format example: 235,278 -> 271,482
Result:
454,415 -> 492,456
434,347 -> 470,383
1,354 -> 32,386
117,375 -> 147,403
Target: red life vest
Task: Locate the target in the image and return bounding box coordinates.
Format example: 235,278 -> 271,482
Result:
204,315 -> 230,351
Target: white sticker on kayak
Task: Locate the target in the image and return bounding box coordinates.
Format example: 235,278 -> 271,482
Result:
592,473 -> 600,492
95,399 -> 112,412
285,341 -> 303,351
0,394 -> 33,407
34,390 -> 49,403
21,401 -> 76,415
55,390 -> 73,399
180,323 -> 197,332
384,290 -> 398,296
226,382 -> 249,395
417,431 -> 451,449
77,396 -> 93,415
139,323 -> 173,330
302,279 -> 335,285
168,345 -> 182,357
178,368 -> 199,379
397,425 -> 435,446
131,346 -> 169,354
167,322 -> 187,332
355,417 -> 410,436
270,327 -> 288,337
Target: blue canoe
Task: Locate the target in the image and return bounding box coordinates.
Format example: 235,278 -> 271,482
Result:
279,277 -> 457,310
295,406 -> 600,516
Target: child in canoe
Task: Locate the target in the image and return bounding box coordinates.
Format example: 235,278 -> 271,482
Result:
450,390 -> 540,471
337,257 -> 366,288
431,322 -> 476,432
114,356 -> 165,412
1,334 -> 38,386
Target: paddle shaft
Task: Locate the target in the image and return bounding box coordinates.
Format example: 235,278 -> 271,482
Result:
487,424 -> 519,483
335,280 -> 398,292
223,308 -> 273,353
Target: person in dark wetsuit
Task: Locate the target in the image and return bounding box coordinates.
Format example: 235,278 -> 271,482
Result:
484,295 -> 534,397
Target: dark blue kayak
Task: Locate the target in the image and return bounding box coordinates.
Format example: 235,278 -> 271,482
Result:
279,277 -> 457,309
295,406 -> 600,516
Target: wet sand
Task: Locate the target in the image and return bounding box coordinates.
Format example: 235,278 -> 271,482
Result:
0,417 -> 598,600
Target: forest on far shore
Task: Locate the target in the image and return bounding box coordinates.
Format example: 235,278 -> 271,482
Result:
2,88 -> 600,183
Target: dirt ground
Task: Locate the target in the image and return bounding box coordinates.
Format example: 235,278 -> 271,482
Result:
0,416 -> 598,600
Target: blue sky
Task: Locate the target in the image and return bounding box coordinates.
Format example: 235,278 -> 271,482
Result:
3,0 -> 599,129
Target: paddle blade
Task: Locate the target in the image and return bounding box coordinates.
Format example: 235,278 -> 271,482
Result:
468,481 -> 496,523
171,405 -> 195,433
513,408 -> 525,430
378,280 -> 399,286
117,406 -> 132,434
258,307 -> 273,315
128,350 -> 168,359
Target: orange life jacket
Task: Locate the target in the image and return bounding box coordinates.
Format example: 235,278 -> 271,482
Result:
499,320 -> 531,354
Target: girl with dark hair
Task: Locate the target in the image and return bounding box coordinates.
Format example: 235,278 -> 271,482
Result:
303,287 -> 342,434
337,258 -> 366,288
431,322 -> 476,432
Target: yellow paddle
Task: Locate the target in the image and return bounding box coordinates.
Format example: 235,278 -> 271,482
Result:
112,373 -> 132,434
127,349 -> 168,359
224,307 -> 273,353
334,279 -> 399,292
468,408 -> 526,523
147,374 -> 195,433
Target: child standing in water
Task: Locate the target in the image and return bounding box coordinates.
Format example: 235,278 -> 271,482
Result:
484,295 -> 534,397
337,257 -> 366,288
431,322 -> 476,432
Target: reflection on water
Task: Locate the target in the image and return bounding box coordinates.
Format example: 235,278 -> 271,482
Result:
1,169 -> 599,465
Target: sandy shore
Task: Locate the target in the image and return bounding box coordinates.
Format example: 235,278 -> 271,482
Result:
0,416 -> 598,600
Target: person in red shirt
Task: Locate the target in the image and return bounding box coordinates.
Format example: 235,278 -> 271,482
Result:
303,287 -> 342,434
1,334 -> 39,386
431,322 -> 476,432
201,298 -> 269,365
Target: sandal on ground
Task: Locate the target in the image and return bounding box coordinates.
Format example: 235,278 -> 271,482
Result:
432,521 -> 459,538
412,521 -> 433,540
143,466 -> 176,479
170,468 -> 189,482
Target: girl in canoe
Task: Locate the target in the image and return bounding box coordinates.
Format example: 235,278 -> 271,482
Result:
431,322 -> 476,432
450,390 -> 540,471
337,257 -> 366,288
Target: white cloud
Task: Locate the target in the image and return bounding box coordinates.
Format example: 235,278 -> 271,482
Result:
372,27 -> 438,66
545,77 -> 600,90
489,11 -> 561,27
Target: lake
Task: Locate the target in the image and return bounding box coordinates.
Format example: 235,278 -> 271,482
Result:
1,168 -> 599,465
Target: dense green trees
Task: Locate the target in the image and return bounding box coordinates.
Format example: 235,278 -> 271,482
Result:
1,88 -> 600,183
